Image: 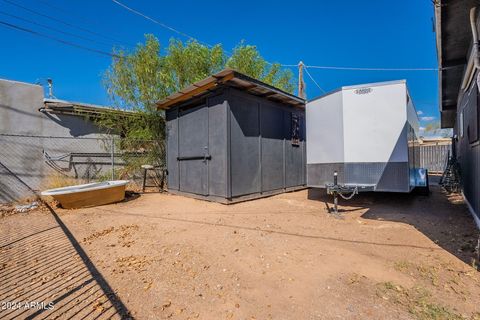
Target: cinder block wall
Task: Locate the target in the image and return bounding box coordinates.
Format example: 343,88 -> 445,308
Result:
0,79 -> 110,202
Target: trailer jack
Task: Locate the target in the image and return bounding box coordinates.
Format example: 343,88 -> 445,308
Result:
326,171 -> 358,215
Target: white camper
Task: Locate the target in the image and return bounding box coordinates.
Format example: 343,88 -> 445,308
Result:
306,80 -> 426,193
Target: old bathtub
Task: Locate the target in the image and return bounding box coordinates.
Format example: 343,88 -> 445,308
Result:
41,180 -> 129,209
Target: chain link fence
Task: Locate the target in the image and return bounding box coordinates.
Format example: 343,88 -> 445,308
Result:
0,134 -> 166,203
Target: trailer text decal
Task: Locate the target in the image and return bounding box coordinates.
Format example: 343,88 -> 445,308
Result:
354,88 -> 372,95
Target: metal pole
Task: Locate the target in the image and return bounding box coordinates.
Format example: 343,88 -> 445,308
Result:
111,137 -> 115,180
333,171 -> 338,214
47,78 -> 53,98
298,61 -> 305,99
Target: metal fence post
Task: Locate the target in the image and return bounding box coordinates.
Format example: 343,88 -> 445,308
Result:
111,137 -> 115,180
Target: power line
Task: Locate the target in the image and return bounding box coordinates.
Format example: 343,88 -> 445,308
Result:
302,64 -> 438,71
1,0 -> 129,48
111,0 -> 212,47
110,0 -> 237,57
108,0 -> 436,72
0,10 -> 113,48
110,0 -> 304,65
37,0 -> 135,46
265,61 -> 297,68
303,65 -> 326,94
0,20 -> 119,58
110,0 -> 299,65
1,0 -> 438,90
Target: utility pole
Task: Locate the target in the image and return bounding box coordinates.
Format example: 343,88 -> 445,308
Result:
47,78 -> 53,99
298,61 -> 305,99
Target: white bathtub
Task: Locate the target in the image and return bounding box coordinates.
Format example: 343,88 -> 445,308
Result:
41,180 -> 129,209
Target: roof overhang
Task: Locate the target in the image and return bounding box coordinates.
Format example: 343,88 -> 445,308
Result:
156,69 -> 305,110
42,99 -> 134,118
435,0 -> 478,128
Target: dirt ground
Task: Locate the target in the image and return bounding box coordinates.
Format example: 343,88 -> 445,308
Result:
1,183 -> 479,320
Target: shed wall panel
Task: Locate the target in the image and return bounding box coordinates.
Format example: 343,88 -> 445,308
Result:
229,93 -> 261,197
178,105 -> 208,195
208,95 -> 228,197
285,111 -> 305,187
260,103 -> 285,192
166,108 -> 179,190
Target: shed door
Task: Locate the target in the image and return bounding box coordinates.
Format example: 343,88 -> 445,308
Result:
178,104 -> 209,195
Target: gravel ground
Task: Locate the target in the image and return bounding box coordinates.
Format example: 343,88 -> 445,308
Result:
0,184 -> 479,320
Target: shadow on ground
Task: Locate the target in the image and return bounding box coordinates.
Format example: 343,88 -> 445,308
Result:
0,204 -> 132,319
308,178 -> 479,266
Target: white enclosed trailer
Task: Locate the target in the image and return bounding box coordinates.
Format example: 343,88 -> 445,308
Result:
306,80 -> 426,193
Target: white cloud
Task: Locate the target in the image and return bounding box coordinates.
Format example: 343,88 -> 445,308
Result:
417,110 -> 424,115
420,116 -> 435,121
419,126 -> 425,131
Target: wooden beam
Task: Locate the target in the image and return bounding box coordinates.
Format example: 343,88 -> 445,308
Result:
157,72 -> 234,110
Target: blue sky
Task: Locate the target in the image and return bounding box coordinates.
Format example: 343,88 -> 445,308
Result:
0,0 -> 439,126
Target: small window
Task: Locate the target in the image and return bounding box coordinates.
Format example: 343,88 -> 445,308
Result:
291,113 -> 300,146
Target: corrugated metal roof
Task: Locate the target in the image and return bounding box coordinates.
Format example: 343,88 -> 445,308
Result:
156,69 -> 304,110
43,99 -> 133,117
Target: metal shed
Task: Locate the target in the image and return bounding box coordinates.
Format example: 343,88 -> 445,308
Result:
157,69 -> 306,203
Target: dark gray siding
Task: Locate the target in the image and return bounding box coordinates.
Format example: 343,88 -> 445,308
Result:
229,93 -> 261,197
166,93 -> 228,197
285,108 -> 306,187
228,88 -> 306,199
456,72 -> 480,220
178,104 -> 209,195
166,108 -> 179,190
208,95 -> 228,197
166,87 -> 305,203
261,103 -> 285,192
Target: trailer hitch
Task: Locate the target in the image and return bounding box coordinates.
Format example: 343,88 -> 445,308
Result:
326,171 -> 358,214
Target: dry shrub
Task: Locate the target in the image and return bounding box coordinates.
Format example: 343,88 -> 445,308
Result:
41,174 -> 85,190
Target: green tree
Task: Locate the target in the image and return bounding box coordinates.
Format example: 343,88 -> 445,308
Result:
98,35 -> 296,177
226,41 -> 295,93
422,120 -> 452,138
101,34 -> 167,143
103,35 -> 296,122
165,39 -> 226,91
